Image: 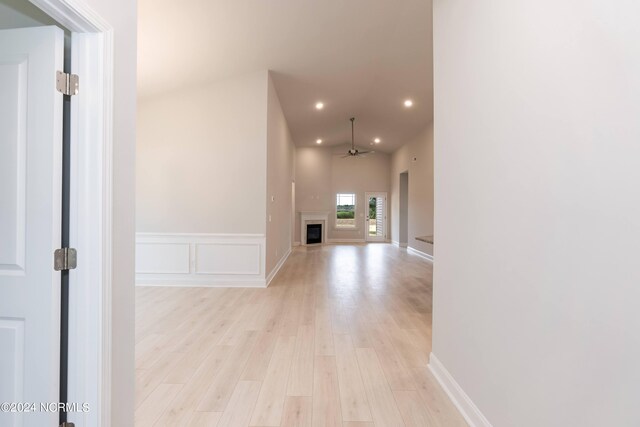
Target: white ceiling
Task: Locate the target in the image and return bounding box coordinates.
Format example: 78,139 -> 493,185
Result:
138,0 -> 433,153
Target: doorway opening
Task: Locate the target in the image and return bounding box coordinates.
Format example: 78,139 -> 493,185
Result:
0,0 -> 115,425
291,180 -> 296,245
399,171 -> 409,247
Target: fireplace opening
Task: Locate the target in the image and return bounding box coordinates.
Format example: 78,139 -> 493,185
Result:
306,223 -> 322,244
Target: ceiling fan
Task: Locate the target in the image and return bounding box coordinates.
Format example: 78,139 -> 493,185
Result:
342,117 -> 373,158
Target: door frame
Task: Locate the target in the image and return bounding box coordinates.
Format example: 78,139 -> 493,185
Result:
364,191 -> 388,242
399,171 -> 409,248
29,0 -> 114,425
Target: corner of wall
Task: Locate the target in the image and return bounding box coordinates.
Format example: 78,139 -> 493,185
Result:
265,71 -> 295,280
428,353 -> 494,427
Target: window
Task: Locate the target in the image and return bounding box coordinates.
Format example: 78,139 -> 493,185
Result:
336,193 -> 356,228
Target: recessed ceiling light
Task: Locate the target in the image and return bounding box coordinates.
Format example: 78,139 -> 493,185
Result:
374,138 -> 381,143
315,102 -> 324,110
316,139 -> 322,144
404,99 -> 413,107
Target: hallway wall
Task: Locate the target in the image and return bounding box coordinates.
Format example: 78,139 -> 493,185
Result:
432,0 -> 640,426
389,124 -> 434,257
266,73 -> 296,277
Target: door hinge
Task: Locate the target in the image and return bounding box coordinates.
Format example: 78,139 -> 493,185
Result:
60,423 -> 75,427
56,71 -> 79,96
54,248 -> 77,271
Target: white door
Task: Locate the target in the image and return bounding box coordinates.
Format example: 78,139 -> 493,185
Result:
0,26 -> 64,427
365,192 -> 387,242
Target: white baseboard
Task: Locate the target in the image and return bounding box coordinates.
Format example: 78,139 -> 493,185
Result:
429,353 -> 493,427
407,245 -> 434,261
392,240 -> 409,248
326,238 -> 366,244
136,278 -> 267,288
135,232 -> 267,287
265,248 -> 291,287
293,241 -> 301,247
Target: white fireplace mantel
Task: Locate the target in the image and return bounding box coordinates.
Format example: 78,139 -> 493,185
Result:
300,211 -> 329,245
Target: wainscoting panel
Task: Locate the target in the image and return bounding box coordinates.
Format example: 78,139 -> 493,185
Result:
136,243 -> 190,274
195,243 -> 261,275
136,233 -> 266,287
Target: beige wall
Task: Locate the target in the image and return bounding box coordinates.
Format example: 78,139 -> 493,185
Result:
137,69 -> 298,281
137,71 -> 267,234
389,124 -> 434,256
433,0 -> 640,425
295,145 -> 390,242
266,73 -> 296,275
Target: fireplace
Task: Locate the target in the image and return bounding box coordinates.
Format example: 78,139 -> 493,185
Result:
300,212 -> 329,245
306,224 -> 323,244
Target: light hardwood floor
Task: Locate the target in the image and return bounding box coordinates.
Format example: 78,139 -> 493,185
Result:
135,244 -> 467,427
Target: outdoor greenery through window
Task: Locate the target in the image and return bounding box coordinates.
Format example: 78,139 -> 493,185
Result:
336,193 -> 356,228
369,197 -> 378,236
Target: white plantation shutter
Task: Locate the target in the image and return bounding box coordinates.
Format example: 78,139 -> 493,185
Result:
376,197 -> 384,236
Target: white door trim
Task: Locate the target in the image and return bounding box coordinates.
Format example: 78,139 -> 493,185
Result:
29,0 -> 114,425
364,192 -> 388,242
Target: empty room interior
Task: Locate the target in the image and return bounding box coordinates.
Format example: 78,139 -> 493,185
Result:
134,0 -> 444,425
2,0 -> 639,426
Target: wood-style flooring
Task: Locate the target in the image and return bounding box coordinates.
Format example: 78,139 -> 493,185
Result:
135,243 -> 467,426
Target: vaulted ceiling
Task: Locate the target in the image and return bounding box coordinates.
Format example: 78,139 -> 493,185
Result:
138,0 -> 432,152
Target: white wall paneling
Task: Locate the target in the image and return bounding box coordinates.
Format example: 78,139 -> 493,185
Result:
135,243 -> 190,274
136,233 -> 267,287
196,243 -> 261,275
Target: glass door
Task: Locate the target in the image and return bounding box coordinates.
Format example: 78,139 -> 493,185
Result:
365,192 -> 387,242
